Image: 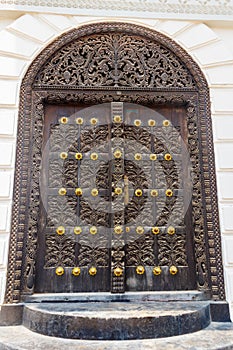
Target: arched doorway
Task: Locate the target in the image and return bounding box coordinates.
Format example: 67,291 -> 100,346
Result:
5,22 -> 225,302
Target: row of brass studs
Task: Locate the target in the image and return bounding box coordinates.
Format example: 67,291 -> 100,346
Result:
56,225 -> 175,236
58,187 -> 173,197
60,117 -> 97,125
60,151 -> 172,162
134,153 -> 172,161
135,188 -> 173,197
56,226 -> 98,235
60,152 -> 99,160
60,116 -> 171,127
55,265 -> 178,276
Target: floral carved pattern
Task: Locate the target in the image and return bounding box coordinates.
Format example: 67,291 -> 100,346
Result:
34,33 -> 196,89
5,23 -> 225,303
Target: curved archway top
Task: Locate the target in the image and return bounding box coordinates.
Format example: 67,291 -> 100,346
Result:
30,22 -> 204,91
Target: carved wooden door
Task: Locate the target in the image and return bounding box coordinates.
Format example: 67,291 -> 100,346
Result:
35,102 -> 196,293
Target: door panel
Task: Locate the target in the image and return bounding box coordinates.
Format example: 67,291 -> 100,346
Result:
35,102 -> 196,293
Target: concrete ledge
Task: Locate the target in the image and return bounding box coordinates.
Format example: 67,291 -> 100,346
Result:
0,304 -> 23,326
210,301 -> 231,322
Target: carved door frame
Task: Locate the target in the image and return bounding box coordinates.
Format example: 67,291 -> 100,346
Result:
5,22 -> 225,303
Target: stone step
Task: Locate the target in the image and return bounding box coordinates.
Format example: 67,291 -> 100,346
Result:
1,322 -> 233,350
23,301 -> 210,340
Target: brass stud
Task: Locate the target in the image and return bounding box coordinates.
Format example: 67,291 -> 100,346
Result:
134,153 -> 142,161
151,189 -> 158,197
134,119 -> 141,126
56,226 -> 65,235
60,152 -> 68,159
114,149 -> 122,159
136,265 -> 145,275
76,117 -> 83,125
148,119 -> 156,126
114,225 -> 123,234
167,226 -> 175,235
114,115 -> 122,123
75,188 -> 82,196
74,226 -> 82,235
126,227 -> 130,233
114,187 -> 123,195
114,267 -> 123,276
136,226 -> 144,235
163,120 -> 170,127
170,266 -> 178,275
75,152 -> 83,160
58,188 -> 67,196
135,189 -> 143,197
152,226 -> 160,235
153,266 -> 162,276
90,152 -> 98,160
90,117 -> 98,125
56,266 -> 64,276
90,226 -> 97,235
91,188 -> 99,197
72,267 -> 81,276
166,189 -> 173,197
164,153 -> 172,161
60,117 -> 68,124
150,153 -> 157,161
89,266 -> 97,276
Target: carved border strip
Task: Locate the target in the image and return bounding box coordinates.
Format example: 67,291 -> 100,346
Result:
5,23 -> 225,302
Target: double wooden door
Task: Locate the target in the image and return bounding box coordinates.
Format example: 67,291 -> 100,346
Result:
36,102 -> 196,293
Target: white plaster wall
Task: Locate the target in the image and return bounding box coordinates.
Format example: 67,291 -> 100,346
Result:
0,12 -> 233,318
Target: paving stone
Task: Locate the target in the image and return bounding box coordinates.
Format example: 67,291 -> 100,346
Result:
0,322 -> 233,350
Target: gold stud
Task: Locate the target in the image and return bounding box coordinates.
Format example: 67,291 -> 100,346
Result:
135,189 -> 143,197
152,227 -> 160,235
164,153 -> 172,161
148,119 -> 156,126
163,120 -> 170,127
114,149 -> 122,159
114,187 -> 123,195
89,266 -> 97,276
72,267 -> 81,276
91,188 -> 98,197
90,226 -> 97,235
60,117 -> 68,124
136,226 -> 144,234
114,267 -> 123,276
90,152 -> 98,160
153,266 -> 162,276
170,266 -> 178,275
60,152 -> 68,160
151,189 -> 158,197
134,153 -> 142,161
150,154 -> 157,161
166,189 -> 173,197
136,265 -> 145,275
134,119 -> 141,126
76,117 -> 83,125
56,226 -> 65,235
90,117 -> 98,125
114,225 -> 123,234
58,188 -> 67,196
75,188 -> 82,196
114,115 -> 122,123
75,152 -> 83,160
56,266 -> 64,276
74,226 -> 82,235
167,226 -> 175,235
126,227 -> 130,233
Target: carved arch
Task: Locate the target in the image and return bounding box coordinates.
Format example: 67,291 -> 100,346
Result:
5,22 -> 225,303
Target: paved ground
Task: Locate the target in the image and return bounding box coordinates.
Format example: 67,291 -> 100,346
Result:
0,323 -> 233,350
